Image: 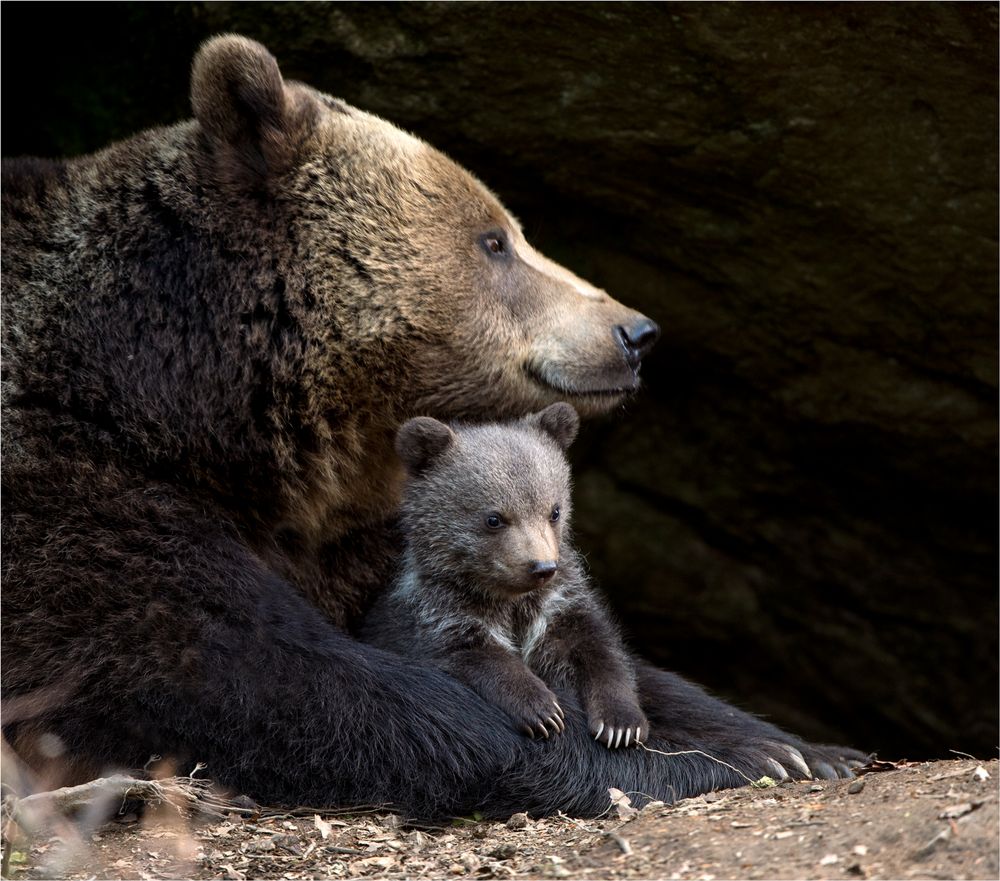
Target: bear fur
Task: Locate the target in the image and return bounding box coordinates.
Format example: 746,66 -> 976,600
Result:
1,34 -> 862,816
363,404 -> 649,748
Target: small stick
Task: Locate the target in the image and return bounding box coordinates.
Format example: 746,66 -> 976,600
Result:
636,743 -> 758,786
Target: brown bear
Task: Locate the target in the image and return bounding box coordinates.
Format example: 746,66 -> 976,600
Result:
1,34 -> 862,817
363,403 -> 649,749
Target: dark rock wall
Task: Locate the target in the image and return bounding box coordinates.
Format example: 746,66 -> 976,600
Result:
3,2 -> 996,757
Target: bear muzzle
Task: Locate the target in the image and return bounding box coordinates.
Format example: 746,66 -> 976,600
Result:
615,317 -> 661,369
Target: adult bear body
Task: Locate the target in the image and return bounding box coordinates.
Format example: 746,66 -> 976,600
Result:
1,35 -> 860,816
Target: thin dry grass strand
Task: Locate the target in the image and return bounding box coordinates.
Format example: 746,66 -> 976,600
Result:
636,742 -> 759,786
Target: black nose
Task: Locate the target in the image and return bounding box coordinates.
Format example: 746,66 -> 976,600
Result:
530,560 -> 558,581
614,317 -> 661,369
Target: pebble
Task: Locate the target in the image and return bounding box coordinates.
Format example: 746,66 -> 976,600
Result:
809,784 -> 824,792
848,778 -> 866,794
490,843 -> 518,861
507,812 -> 529,830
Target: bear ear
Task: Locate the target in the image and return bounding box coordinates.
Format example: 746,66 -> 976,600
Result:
529,402 -> 580,451
396,417 -> 457,475
191,34 -> 317,178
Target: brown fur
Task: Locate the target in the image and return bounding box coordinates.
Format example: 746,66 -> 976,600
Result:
1,35 -> 862,815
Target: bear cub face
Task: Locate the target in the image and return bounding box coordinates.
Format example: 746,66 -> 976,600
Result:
395,403 -> 579,598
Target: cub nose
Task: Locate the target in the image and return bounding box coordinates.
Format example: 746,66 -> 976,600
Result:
614,317 -> 661,369
529,560 -> 558,582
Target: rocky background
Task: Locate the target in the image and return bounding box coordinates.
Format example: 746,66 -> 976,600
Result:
3,3 -> 996,758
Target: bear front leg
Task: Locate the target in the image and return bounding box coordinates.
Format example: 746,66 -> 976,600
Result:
577,661 -> 650,750
438,645 -> 566,740
540,606 -> 650,749
1,475 -> 524,817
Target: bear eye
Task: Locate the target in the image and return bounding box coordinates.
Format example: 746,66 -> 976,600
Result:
550,505 -> 561,523
485,513 -> 504,530
479,231 -> 510,259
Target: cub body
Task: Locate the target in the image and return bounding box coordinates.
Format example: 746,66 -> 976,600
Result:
364,403 -> 649,748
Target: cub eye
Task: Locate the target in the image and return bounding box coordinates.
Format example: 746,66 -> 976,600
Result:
550,505 -> 561,523
485,513 -> 504,530
479,231 -> 510,259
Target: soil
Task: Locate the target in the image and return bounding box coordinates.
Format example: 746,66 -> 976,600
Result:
5,758 -> 997,881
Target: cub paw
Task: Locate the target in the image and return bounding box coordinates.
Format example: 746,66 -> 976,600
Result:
588,702 -> 649,749
509,686 -> 565,740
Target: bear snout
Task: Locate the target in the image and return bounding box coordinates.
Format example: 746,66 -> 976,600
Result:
614,317 -> 661,369
529,560 -> 559,582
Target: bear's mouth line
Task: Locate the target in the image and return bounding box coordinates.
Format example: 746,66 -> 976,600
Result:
523,364 -> 639,398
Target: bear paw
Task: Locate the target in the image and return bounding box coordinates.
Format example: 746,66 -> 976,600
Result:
759,741 -> 868,781
509,687 -> 565,741
589,702 -> 649,749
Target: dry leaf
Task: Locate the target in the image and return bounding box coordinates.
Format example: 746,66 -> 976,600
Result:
314,814 -> 332,840
938,802 -> 977,819
973,766 -> 991,781
608,787 -> 637,820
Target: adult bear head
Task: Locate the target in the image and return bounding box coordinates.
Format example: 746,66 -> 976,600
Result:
191,35 -> 659,423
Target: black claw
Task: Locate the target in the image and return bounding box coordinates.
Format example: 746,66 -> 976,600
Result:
812,761 -> 838,780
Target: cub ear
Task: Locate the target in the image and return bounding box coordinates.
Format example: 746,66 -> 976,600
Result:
530,402 -> 580,451
396,417 -> 457,475
191,34 -> 317,177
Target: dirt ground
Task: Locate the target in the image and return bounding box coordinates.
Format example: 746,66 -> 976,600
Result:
4,758 -> 997,881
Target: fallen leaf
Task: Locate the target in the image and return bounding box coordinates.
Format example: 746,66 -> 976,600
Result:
314,814 -> 332,840
751,776 -> 777,788
608,788 -> 637,820
973,766 -> 991,782
938,802 -> 978,820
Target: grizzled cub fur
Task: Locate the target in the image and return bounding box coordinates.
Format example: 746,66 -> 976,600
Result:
363,403 -> 649,749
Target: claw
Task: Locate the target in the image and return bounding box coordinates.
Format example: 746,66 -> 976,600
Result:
554,703 -> 564,719
784,746 -> 811,778
606,727 -> 614,748
624,728 -> 631,747
812,761 -> 838,780
614,728 -> 624,749
595,722 -> 605,741
545,715 -> 560,734
766,758 -> 790,781
635,726 -> 643,744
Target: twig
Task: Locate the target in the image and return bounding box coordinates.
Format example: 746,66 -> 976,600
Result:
3,773 -> 242,839
636,743 -> 758,786
607,830 -> 632,855
6,776 -> 170,835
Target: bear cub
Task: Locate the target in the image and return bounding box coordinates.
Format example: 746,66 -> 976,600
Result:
363,403 -> 649,749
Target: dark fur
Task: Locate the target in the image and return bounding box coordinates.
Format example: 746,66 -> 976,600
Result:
1,35 -> 862,818
365,405 -> 649,748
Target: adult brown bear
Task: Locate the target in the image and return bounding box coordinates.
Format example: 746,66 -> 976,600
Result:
1,35 -> 861,816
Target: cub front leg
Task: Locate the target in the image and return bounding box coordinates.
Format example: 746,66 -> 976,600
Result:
586,688 -> 650,749
543,604 -> 650,749
439,645 -> 565,740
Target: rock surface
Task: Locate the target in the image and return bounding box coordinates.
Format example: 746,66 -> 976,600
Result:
2,3 -> 996,757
